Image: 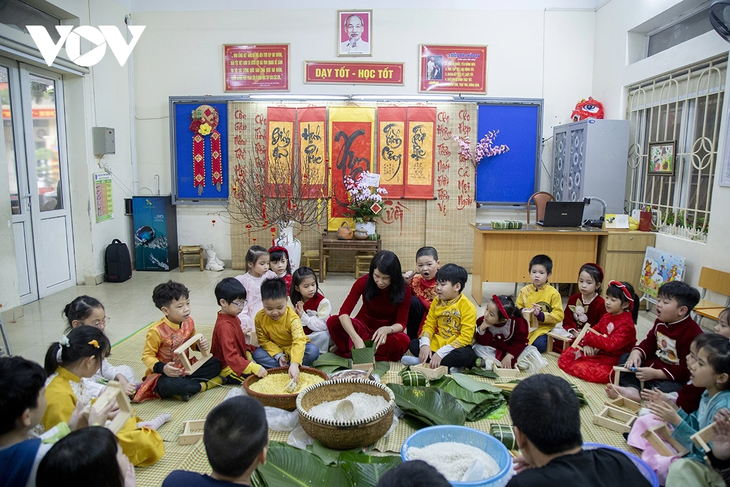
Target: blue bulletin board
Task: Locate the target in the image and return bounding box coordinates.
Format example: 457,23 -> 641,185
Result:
475,100 -> 542,204
170,97 -> 230,204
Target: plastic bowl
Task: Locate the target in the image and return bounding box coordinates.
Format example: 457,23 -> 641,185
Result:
401,425 -> 513,487
583,442 -> 658,487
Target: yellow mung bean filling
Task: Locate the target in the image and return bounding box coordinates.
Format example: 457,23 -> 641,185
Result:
249,372 -> 325,394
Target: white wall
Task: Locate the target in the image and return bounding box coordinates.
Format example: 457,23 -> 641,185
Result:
592,0 -> 730,290
131,7 -> 597,259
0,0 -> 136,316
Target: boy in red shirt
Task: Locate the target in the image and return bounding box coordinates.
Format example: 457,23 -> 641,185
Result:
607,280 -> 702,403
404,246 -> 440,339
211,278 -> 267,384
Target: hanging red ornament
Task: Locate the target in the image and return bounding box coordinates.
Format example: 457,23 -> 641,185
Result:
246,224 -> 252,244
270,226 -> 277,246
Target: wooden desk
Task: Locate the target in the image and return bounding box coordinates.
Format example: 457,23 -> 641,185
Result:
319,235 -> 382,282
470,224 -> 608,305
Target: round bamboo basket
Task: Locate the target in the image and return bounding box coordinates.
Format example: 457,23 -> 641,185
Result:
296,379 -> 395,450
243,367 -> 328,411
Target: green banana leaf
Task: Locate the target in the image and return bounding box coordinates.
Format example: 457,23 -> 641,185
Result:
462,367 -> 499,379
351,341 -> 376,364
339,452 -> 402,487
430,377 -> 499,405
498,379 -> 588,407
387,383 -> 466,426
313,353 -> 351,368
373,361 -> 390,377
310,440 -> 360,465
484,403 -> 509,420
256,442 -> 353,487
251,469 -> 267,487
450,373 -> 502,394
315,365 -> 340,375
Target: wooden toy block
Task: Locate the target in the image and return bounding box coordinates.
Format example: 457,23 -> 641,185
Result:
492,363 -> 520,378
174,333 -> 212,374
612,366 -> 644,390
642,423 -> 689,457
178,419 -> 205,445
412,363 -> 447,380
522,310 -> 539,333
570,324 -> 593,349
352,361 -> 375,372
606,395 -> 642,414
91,380 -> 133,434
546,332 -> 573,357
592,405 -> 637,434
691,422 -> 716,452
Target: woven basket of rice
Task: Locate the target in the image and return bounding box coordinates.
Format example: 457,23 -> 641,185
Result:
296,379 -> 395,449
243,367 -> 328,411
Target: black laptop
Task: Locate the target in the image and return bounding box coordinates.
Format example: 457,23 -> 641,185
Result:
536,201 -> 585,227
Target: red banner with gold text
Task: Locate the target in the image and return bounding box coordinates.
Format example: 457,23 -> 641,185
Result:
305,62 -> 404,85
266,107 -> 296,196
377,107 -> 407,199
328,107 -> 375,230
297,107 -> 328,199
405,107 -> 436,199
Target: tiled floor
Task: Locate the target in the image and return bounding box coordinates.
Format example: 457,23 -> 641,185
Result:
3,269 -> 657,364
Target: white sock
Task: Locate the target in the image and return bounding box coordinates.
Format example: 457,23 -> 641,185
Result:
137,413 -> 172,430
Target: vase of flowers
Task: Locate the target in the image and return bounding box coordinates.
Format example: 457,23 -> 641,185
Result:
345,171 -> 387,235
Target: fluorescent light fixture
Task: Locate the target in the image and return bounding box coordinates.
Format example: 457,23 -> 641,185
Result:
351,94 -> 454,101
248,94 -> 349,100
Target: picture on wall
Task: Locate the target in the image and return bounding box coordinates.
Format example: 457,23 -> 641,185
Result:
648,141 -> 676,176
338,10 -> 372,56
638,246 -> 685,299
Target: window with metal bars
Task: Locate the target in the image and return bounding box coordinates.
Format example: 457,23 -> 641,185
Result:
626,56 -> 726,242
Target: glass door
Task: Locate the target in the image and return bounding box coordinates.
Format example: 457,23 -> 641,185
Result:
1,58 -> 75,303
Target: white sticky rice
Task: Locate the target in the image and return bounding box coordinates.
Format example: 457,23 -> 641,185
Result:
405,441 -> 500,481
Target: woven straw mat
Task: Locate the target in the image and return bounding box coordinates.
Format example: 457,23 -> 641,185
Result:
108,324 -> 639,486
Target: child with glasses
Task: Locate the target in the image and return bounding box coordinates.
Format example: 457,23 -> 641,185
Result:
211,277 -> 268,384
62,296 -> 137,397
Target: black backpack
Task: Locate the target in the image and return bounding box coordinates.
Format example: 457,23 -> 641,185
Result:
105,239 -> 132,282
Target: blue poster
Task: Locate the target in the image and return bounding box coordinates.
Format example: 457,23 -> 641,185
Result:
173,102 -> 229,202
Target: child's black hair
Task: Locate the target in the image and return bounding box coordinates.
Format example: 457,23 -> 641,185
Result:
261,278 -> 288,302
509,374 -> 582,455
657,281 -> 701,313
44,326 -> 111,376
152,280 -> 190,310
697,333 -> 730,391
434,264 -> 467,294
376,459 -> 451,487
605,281 -> 639,323
290,267 -> 322,307
62,295 -> 104,331
364,250 -> 406,305
245,245 -> 269,272
529,254 -> 553,275
579,263 -> 603,295
0,357 -> 47,435
415,246 -> 438,261
491,295 -> 521,321
204,396 -> 268,477
269,246 -> 291,275
37,427 -> 123,487
215,277 -> 247,305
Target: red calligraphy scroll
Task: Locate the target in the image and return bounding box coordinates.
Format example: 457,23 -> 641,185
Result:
266,107 -> 296,196
297,107 -> 328,199
377,107 -> 407,199
405,107 -> 436,199
328,107 -> 375,229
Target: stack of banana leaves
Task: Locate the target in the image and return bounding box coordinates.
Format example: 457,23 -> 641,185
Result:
312,352 -> 389,377
251,441 -> 402,487
493,379 -> 588,406
387,372 -> 508,426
